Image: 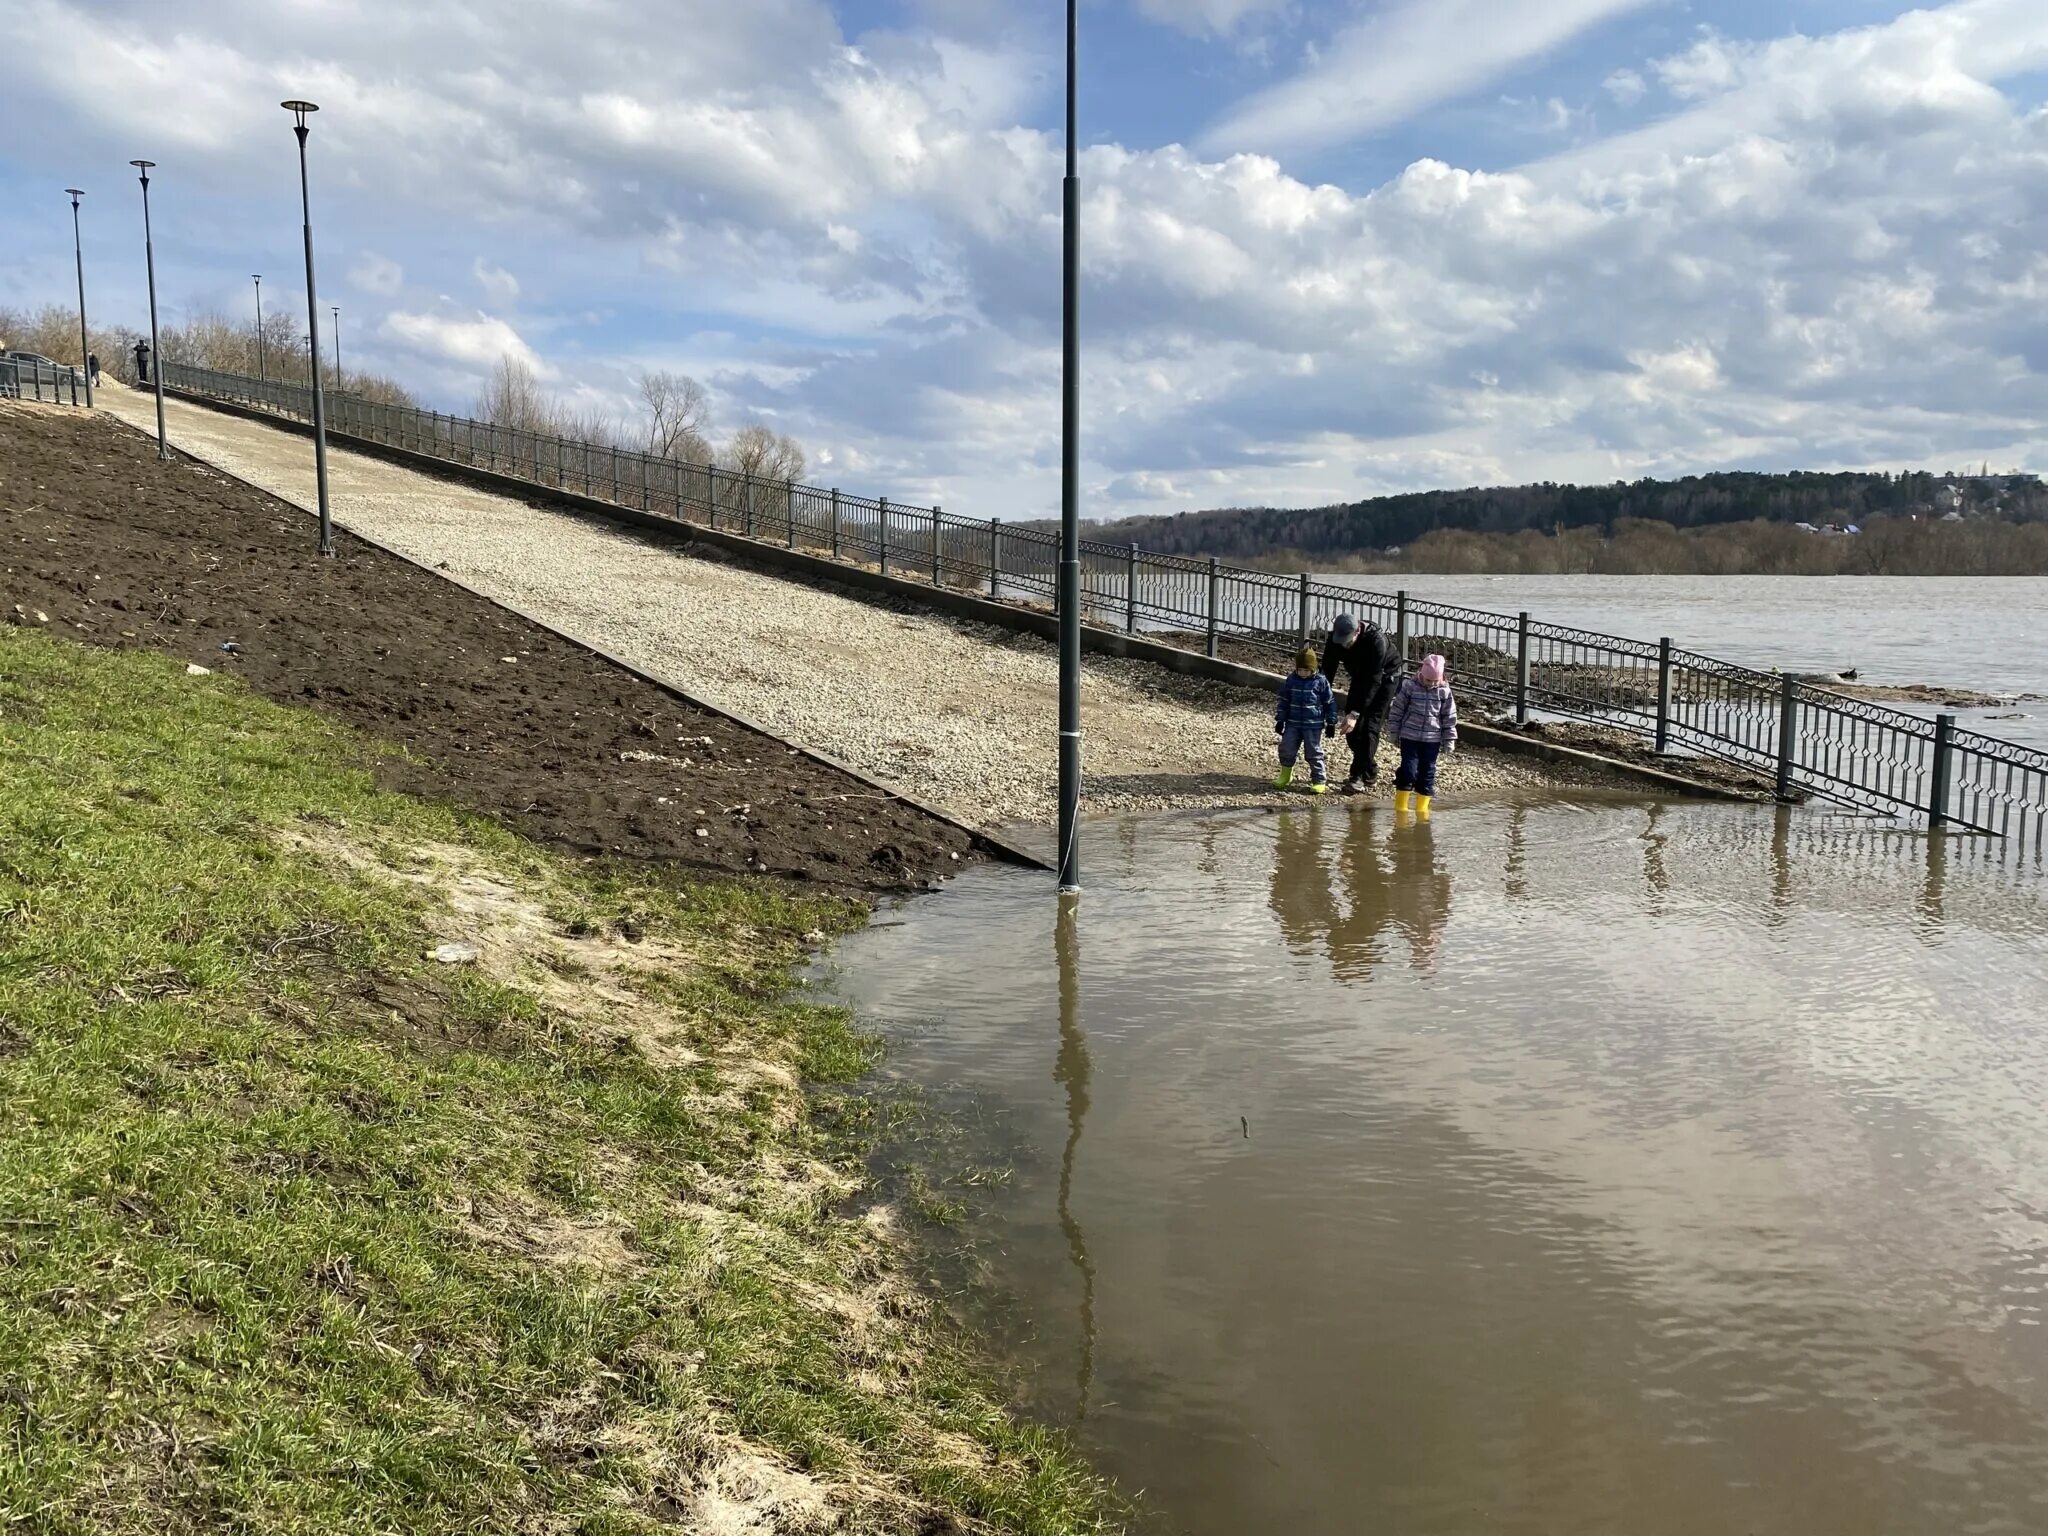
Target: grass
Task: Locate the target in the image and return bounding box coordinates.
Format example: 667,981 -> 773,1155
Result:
0,627 -> 1119,1534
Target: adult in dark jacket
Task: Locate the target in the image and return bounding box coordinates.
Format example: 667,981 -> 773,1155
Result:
1319,612 -> 1399,792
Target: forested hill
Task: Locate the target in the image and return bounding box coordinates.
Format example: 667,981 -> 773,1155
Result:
1069,471 -> 2047,561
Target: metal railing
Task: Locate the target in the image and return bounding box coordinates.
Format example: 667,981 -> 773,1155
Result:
0,357 -> 84,404
161,360 -> 2048,851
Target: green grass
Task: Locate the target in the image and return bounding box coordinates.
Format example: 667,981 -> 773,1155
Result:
0,629 -> 1119,1534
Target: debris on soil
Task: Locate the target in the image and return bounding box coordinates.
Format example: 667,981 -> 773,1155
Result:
0,405 -> 978,892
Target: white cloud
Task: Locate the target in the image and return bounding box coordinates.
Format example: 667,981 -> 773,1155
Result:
473,259 -> 520,304
1133,0 -> 1290,38
1203,0 -> 1651,155
349,251 -> 404,295
1603,67 -> 1646,106
5,0 -> 2048,520
382,310 -> 543,374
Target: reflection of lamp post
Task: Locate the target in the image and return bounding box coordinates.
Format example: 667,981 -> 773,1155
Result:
1053,892 -> 1095,1422
253,275 -> 265,380
283,99 -> 333,557
330,304 -> 340,389
130,161 -> 167,457
65,188 -> 92,408
1056,0 -> 1083,893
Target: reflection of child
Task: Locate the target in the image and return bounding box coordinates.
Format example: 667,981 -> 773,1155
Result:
1274,646 -> 1338,793
1388,653 -> 1458,818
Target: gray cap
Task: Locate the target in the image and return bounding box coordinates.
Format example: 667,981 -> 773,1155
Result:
1329,613 -> 1359,642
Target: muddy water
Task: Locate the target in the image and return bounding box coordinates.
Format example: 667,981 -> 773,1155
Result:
824,797 -> 2048,1535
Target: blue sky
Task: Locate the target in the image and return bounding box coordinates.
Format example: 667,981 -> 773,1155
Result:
3,0 -> 2046,519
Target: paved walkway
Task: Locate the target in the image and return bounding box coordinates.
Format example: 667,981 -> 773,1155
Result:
89,382 -> 1606,829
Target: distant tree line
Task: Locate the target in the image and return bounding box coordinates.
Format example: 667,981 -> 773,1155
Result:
0,301 -> 416,405
1245,516 -> 2048,577
1069,471 -> 2048,574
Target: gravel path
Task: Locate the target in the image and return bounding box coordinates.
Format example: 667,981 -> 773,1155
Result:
91,383 -> 1619,829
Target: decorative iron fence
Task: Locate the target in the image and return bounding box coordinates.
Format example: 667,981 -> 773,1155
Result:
160,360 -> 2048,851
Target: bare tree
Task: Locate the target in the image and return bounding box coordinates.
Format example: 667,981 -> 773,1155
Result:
718,422 -> 806,485
638,369 -> 712,462
474,356 -> 554,434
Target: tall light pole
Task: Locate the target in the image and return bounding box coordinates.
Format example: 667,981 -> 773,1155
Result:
65,188 -> 92,408
330,304 -> 341,388
283,100 -> 333,558
130,160 -> 166,458
253,274 -> 266,381
1056,0 -> 1083,893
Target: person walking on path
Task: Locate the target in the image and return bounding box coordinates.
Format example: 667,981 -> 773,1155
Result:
87,352 -> 100,388
1388,653 -> 1458,819
131,339 -> 151,385
1275,646 -> 1339,794
1320,613 -> 1400,795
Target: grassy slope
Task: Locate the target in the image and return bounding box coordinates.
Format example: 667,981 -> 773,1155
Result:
0,628 -> 1115,1534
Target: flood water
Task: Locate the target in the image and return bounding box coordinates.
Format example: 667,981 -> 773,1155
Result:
1321,574 -> 2048,750
824,798 -> 2048,1535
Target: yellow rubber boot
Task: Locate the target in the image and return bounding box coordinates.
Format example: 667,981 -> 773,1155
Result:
1273,765 -> 1295,790
1416,794 -> 1433,820
1394,790 -> 1414,813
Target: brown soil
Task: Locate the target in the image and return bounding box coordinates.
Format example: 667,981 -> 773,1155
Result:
0,403 -> 976,891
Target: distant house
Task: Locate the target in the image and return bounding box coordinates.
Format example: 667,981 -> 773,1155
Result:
1935,486 -> 1964,512
1793,521 -> 1821,533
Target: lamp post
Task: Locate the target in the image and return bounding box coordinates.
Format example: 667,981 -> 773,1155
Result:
129,160 -> 166,458
65,188 -> 91,408
253,274 -> 265,380
283,99 -> 333,557
1056,0 -> 1082,893
330,304 -> 340,389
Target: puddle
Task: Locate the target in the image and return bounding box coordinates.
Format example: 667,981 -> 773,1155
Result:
823,794 -> 2048,1535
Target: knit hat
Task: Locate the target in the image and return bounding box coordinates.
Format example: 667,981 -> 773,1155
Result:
1297,646 -> 1318,671
1417,653 -> 1448,687
1329,613 -> 1359,643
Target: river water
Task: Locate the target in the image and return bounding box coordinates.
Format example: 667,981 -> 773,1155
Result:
825,797 -> 2048,1535
1317,575 -> 2048,750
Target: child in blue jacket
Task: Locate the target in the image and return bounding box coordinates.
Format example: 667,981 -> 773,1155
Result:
1274,646 -> 1338,793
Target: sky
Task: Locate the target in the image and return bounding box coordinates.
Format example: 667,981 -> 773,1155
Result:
2,0 -> 2046,520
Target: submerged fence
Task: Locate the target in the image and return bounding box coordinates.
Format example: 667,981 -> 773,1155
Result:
162,360 -> 2048,850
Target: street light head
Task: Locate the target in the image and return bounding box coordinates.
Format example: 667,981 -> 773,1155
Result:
129,159 -> 154,169
65,187 -> 84,198
281,99 -> 319,128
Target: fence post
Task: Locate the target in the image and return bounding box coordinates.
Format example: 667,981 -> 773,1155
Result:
640,454 -> 650,511
1396,590 -> 1410,662
1929,713 -> 1956,829
830,489 -> 841,557
1126,544 -> 1139,633
989,517 -> 1001,600
744,472 -> 755,538
878,497 -> 890,575
931,505 -> 943,585
1775,674 -> 1800,802
1656,638 -> 1674,753
1297,572 -> 1310,647
1206,555 -> 1220,659
787,479 -> 798,549
1516,612 -> 1532,726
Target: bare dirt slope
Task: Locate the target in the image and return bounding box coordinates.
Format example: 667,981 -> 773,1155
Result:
0,400 -> 974,890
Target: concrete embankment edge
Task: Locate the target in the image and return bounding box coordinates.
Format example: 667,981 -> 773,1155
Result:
115,403 -> 1052,872
162,387 -> 1751,807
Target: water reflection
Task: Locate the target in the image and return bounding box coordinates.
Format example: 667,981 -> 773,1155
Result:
833,797 -> 2048,1536
1052,892 -> 1096,1422
1268,805 -> 1454,980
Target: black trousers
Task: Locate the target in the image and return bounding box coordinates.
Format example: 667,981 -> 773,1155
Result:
1344,682 -> 1394,779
